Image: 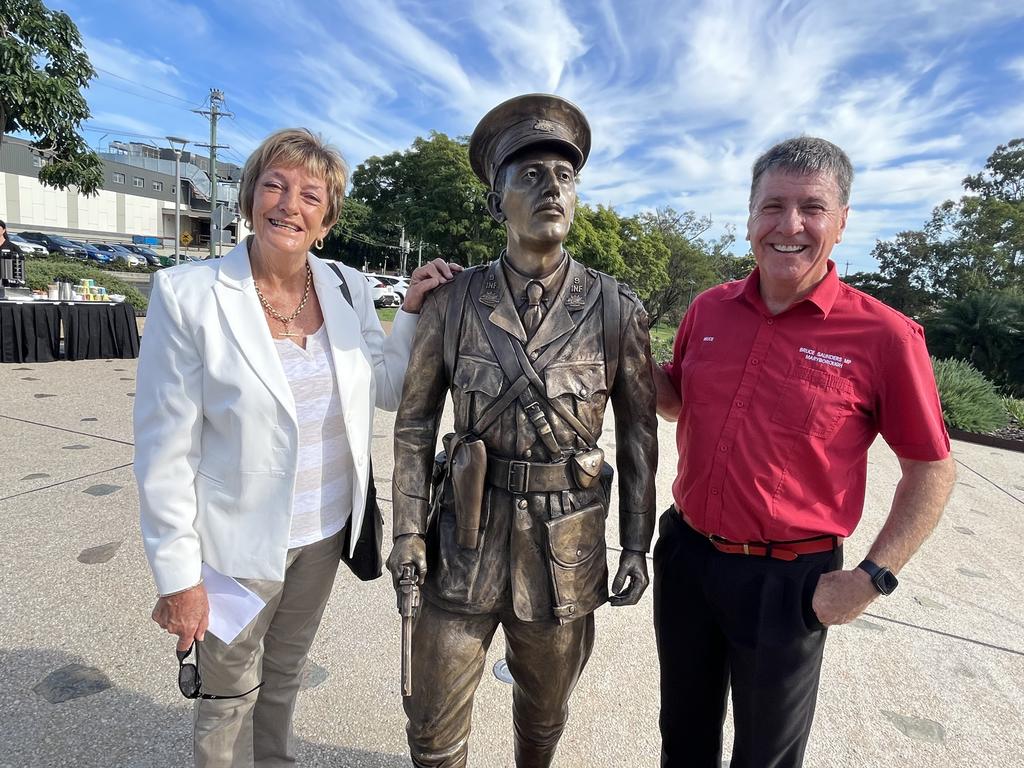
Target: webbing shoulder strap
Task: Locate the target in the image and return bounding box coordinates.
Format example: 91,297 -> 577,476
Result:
600,273 -> 620,391
443,267 -> 477,385
326,261 -> 354,308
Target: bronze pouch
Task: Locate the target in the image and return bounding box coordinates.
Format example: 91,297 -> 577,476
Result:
570,447 -> 604,489
544,502 -> 609,623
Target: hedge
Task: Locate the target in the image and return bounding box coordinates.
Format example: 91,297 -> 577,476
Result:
931,357 -> 1007,433
24,257 -> 148,312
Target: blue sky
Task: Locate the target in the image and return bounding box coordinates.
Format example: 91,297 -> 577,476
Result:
56,0 -> 1024,272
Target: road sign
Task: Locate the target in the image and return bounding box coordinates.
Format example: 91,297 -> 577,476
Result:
212,205 -> 232,229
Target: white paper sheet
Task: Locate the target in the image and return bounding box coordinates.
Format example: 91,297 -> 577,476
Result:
201,563 -> 266,644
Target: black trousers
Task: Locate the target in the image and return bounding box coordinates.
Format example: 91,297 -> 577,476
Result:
653,508 -> 843,768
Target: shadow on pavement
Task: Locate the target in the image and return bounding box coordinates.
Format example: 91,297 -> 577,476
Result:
1,648 -> 409,768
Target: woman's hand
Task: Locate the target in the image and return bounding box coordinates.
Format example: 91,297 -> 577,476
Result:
152,583 -> 210,651
401,259 -> 463,314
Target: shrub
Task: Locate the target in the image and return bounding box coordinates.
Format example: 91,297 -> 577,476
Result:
1005,397 -> 1024,425
931,357 -> 1007,433
24,257 -> 148,312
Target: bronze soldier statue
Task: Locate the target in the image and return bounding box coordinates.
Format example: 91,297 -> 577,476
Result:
388,93 -> 658,768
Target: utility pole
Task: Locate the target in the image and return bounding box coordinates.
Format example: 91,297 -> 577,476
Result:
194,89 -> 233,259
399,226 -> 406,275
844,261 -> 850,277
417,241 -> 422,271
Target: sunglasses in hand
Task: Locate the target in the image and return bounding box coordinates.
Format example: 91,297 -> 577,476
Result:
177,642 -> 264,700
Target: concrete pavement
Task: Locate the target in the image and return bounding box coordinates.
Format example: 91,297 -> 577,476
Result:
0,355 -> 1021,767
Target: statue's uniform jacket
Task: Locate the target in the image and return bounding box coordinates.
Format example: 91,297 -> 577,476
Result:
392,257 -> 658,622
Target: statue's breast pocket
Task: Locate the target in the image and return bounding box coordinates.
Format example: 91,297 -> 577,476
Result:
453,355 -> 505,429
544,361 -> 607,421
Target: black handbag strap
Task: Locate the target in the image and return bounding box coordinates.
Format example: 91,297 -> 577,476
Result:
326,261 -> 354,308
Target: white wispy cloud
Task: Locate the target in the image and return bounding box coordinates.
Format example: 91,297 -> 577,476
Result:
84,37 -> 186,99
74,0 -> 1024,269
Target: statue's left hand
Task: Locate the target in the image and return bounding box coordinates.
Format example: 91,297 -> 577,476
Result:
402,259 -> 463,314
609,549 -> 649,606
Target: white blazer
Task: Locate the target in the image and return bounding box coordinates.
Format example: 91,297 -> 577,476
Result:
134,241 -> 417,595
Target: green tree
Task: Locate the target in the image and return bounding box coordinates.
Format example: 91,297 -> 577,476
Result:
0,0 -> 103,194
870,138 -> 1024,304
565,204 -> 625,276
925,291 -> 1024,396
643,209 -> 734,327
348,132 -> 503,268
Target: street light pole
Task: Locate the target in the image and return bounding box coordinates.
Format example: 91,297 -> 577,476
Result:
167,136 -> 189,267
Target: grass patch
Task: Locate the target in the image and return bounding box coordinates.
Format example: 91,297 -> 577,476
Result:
377,307 -> 398,324
24,257 -> 148,312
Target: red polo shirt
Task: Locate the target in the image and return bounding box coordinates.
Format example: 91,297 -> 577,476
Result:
664,261 -> 949,542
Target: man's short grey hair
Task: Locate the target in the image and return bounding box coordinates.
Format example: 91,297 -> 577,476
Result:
749,136 -> 853,208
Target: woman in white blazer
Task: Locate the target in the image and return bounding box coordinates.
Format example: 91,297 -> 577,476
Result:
133,128 -> 456,767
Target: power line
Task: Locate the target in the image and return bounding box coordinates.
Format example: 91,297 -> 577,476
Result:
90,78 -> 196,110
94,67 -> 200,106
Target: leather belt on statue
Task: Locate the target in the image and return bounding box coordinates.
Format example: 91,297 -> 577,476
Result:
486,456 -> 576,494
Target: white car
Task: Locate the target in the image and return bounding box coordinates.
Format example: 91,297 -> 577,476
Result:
369,274 -> 410,303
7,232 -> 48,256
363,274 -> 400,308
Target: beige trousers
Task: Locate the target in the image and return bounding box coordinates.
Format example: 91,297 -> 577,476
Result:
193,531 -> 342,768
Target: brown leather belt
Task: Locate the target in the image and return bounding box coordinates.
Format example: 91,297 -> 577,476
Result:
486,456 -> 576,494
678,508 -> 842,562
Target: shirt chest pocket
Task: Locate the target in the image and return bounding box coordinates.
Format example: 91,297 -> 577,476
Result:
771,364 -> 855,439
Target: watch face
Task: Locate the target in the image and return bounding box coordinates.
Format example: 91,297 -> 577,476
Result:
875,569 -> 899,595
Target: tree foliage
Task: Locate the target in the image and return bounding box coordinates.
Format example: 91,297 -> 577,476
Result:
339,132 -> 503,269
926,291 -> 1024,397
863,138 -> 1024,309
0,0 -> 103,194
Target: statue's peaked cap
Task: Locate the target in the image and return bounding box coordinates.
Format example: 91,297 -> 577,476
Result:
469,93 -> 591,189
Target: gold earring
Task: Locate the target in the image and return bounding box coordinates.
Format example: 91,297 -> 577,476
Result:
315,238 -> 324,250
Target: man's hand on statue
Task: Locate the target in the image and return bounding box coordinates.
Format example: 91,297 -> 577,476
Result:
402,259 -> 463,314
152,583 -> 210,651
811,567 -> 878,626
387,534 -> 428,589
609,549 -> 649,606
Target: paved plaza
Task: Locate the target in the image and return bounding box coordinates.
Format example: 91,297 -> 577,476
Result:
0,350 -> 1022,767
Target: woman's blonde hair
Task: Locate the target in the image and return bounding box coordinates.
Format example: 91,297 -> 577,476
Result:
238,128 -> 349,230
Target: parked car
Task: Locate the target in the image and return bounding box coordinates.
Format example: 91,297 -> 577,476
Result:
124,244 -> 163,267
158,253 -> 199,267
18,231 -> 88,259
368,273 -> 410,303
6,232 -> 48,257
363,274 -> 399,308
93,243 -> 145,267
68,240 -> 114,264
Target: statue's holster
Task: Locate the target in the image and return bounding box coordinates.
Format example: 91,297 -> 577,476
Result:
438,432 -> 488,550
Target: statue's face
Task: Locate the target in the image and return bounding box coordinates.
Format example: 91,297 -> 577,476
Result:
494,147 -> 577,248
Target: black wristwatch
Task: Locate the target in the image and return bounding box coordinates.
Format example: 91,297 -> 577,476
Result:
857,559 -> 898,595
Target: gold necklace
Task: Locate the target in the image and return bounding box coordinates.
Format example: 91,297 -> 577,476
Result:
254,263 -> 313,337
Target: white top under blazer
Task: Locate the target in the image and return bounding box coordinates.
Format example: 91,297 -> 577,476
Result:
133,240 -> 417,595
273,324 -> 352,548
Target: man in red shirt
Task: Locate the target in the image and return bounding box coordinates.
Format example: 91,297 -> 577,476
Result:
652,136 -> 956,767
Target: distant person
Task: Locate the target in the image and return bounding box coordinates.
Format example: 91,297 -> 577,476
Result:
0,219 -> 22,257
134,127 -> 456,767
651,136 -> 956,767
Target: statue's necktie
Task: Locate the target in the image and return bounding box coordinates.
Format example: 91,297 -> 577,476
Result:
523,281 -> 544,338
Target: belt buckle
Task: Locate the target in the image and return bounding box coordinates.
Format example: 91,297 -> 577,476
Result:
508,460 -> 530,494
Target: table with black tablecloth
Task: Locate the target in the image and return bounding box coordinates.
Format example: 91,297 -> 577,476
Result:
0,300 -> 139,363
